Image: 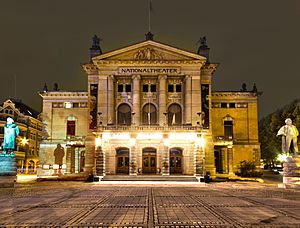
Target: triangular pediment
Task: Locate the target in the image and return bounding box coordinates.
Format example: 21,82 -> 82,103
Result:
92,40 -> 206,62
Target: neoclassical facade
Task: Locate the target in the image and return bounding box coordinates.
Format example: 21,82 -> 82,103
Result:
38,35 -> 260,179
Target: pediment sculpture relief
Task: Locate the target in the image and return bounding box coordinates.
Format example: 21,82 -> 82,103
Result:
133,48 -> 163,60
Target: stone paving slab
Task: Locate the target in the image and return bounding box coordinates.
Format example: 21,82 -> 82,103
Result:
0,182 -> 299,227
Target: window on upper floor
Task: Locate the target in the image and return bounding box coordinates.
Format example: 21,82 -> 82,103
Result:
142,84 -> 156,93
175,84 -> 182,92
168,84 -> 182,93
117,103 -> 132,125
224,120 -> 233,139
67,120 -> 76,136
125,84 -> 131,92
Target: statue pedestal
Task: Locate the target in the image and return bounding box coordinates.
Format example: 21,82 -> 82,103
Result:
0,155 -> 17,188
279,157 -> 300,189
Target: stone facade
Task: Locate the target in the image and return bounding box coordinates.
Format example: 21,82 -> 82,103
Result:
38,39 -> 260,178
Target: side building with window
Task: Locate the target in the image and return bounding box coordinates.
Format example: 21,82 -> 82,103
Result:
37,36 -> 260,179
38,92 -> 88,176
0,99 -> 42,174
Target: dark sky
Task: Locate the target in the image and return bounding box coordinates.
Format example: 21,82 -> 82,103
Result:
0,0 -> 299,119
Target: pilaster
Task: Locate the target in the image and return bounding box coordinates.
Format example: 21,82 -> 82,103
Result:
158,75 -> 167,126
132,75 -> 141,125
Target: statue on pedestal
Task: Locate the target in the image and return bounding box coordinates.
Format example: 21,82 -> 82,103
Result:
3,117 -> 19,156
277,118 -> 299,157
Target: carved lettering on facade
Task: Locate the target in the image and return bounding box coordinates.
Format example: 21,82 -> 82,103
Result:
119,67 -> 180,75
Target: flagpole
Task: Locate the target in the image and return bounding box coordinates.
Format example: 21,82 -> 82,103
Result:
148,0 -> 151,32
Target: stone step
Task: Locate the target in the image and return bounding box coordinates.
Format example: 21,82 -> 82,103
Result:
101,175 -> 199,182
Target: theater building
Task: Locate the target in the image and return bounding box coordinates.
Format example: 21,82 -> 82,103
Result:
38,34 -> 260,179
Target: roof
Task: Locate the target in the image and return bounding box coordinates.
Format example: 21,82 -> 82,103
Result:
0,98 -> 40,119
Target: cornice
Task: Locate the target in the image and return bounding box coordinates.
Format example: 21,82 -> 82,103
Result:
212,91 -> 258,98
94,60 -> 205,66
82,63 -> 99,74
39,91 -> 88,98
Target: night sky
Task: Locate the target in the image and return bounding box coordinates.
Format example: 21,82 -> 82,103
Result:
0,0 -> 299,118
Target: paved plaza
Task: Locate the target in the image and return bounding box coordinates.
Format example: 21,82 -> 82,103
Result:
0,181 -> 299,227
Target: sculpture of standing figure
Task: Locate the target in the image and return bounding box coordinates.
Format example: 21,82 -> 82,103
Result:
3,117 -> 19,156
54,144 -> 65,166
277,118 -> 299,157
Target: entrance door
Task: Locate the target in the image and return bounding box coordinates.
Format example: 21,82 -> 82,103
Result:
142,148 -> 156,174
214,146 -> 225,174
116,148 -> 129,174
170,148 -> 183,174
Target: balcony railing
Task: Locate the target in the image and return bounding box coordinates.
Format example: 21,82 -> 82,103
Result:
97,125 -> 202,132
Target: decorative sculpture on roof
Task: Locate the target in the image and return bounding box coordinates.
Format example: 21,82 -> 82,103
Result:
134,48 -> 163,60
2,117 -> 19,156
277,118 -> 299,157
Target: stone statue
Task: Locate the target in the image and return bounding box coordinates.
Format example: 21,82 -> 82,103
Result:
3,117 -> 19,156
277,118 -> 299,156
54,144 -> 65,166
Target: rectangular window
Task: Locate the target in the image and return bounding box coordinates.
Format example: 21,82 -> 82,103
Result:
143,84 -> 149,92
224,121 -> 233,139
73,103 -> 79,108
229,103 -> 236,108
150,84 -> 156,92
118,84 -> 123,92
168,84 -> 174,92
125,84 -> 131,92
221,103 -> 227,108
67,120 -> 76,136
175,84 -> 182,92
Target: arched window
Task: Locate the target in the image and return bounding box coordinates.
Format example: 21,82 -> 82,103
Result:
168,103 -> 182,125
142,103 -> 157,125
117,103 -> 131,125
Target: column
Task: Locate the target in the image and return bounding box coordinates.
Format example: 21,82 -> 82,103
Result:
107,75 -> 114,124
162,145 -> 169,175
194,145 -> 203,176
84,133 -> 95,175
158,75 -> 167,126
130,145 -> 137,175
184,75 -> 192,124
75,148 -> 80,174
98,77 -> 108,126
95,146 -> 104,177
227,146 -> 234,175
66,147 -> 72,173
132,75 -> 141,125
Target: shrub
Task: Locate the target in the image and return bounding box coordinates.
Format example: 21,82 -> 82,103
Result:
237,160 -> 262,178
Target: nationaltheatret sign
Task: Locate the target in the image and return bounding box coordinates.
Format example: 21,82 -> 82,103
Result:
119,67 -> 180,75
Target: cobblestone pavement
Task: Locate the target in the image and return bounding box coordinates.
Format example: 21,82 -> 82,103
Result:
0,181 -> 299,227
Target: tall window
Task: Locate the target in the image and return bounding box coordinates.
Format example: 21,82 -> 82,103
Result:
117,103 -> 131,125
168,103 -> 182,125
67,120 -> 76,136
224,120 -> 233,139
142,103 -> 157,125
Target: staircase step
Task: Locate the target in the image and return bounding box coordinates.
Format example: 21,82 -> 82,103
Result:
101,175 -> 199,182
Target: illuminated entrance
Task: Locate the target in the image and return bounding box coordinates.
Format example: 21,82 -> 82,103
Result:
116,148 -> 129,174
142,147 -> 157,174
170,148 -> 183,174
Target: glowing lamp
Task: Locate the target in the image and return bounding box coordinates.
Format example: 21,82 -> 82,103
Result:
129,138 -> 136,146
21,138 -> 28,145
95,137 -> 102,147
198,137 -> 205,149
